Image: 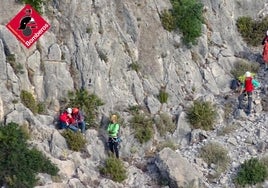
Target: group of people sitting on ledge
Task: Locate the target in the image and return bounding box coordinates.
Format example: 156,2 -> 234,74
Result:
59,107 -> 86,133
59,108 -> 121,158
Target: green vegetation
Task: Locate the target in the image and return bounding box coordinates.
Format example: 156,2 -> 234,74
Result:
154,113 -> 176,136
0,122 -> 59,187
160,0 -> 204,45
17,0 -> 45,14
129,62 -> 141,72
20,90 -> 38,114
37,102 -> 46,114
158,90 -> 168,104
231,60 -> 260,80
235,158 -> 267,186
99,156 -> 127,183
130,112 -> 154,143
187,100 -> 217,130
67,89 -> 104,128
200,142 -> 230,179
86,27 -> 93,34
7,54 -> 24,74
236,16 -> 268,46
160,9 -> 176,32
128,105 -> 142,114
61,130 -> 86,151
156,140 -> 178,152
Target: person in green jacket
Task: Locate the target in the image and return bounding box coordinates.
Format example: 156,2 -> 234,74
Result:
107,114 -> 120,158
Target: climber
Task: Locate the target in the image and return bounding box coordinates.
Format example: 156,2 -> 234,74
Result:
107,114 -> 121,158
72,108 -> 86,133
59,107 -> 79,132
262,30 -> 268,45
238,71 -> 260,115
263,38 -> 268,71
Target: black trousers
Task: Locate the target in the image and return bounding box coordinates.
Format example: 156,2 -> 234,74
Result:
238,91 -> 252,113
108,137 -> 119,158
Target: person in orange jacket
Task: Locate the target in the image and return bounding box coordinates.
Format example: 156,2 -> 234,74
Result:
59,108 -> 79,132
263,39 -> 268,71
72,108 -> 86,133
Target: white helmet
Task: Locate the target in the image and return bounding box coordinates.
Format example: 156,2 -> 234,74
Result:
266,30 -> 268,36
66,108 -> 72,114
245,71 -> 251,77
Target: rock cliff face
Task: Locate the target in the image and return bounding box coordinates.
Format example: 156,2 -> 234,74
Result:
1,0 -> 268,187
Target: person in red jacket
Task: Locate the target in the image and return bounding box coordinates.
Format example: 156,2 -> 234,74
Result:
238,71 -> 260,115
262,30 -> 268,45
59,108 -> 79,132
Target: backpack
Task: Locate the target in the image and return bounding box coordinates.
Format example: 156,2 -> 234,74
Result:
230,79 -> 240,90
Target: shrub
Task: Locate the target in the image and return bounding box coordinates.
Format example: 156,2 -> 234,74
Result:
154,113 -> 176,136
0,122 -> 59,187
129,62 -> 140,72
200,142 -> 230,178
231,60 -> 260,80
20,90 -> 38,114
235,158 -> 267,186
7,54 -> 24,74
37,102 -> 46,114
161,0 -> 204,45
158,90 -> 168,104
17,0 -> 44,14
127,105 -> 142,114
99,156 -> 127,183
160,9 -> 176,32
130,113 -> 154,143
156,140 -> 178,152
67,89 -> 104,128
61,130 -> 86,151
187,100 -> 217,130
236,16 -> 268,46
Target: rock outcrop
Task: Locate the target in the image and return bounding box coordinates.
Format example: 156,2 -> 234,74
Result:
0,0 -> 268,187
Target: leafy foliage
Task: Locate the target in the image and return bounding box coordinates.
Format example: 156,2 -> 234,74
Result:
20,90 -> 38,114
17,0 -> 45,14
160,9 -> 176,32
187,100 -> 217,130
236,16 -> 268,46
231,60 -> 260,80
200,142 -> 230,178
99,156 -> 127,183
67,89 -> 104,128
154,113 -> 176,136
0,122 -> 59,187
158,90 -> 168,104
61,130 -> 86,151
130,113 -> 154,143
129,62 -> 141,72
156,140 -> 178,152
160,0 -> 204,45
7,54 -> 24,74
235,158 -> 267,186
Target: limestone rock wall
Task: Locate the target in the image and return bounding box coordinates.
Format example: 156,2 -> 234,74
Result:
0,0 -> 268,187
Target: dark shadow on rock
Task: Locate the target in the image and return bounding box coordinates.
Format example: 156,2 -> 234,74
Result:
235,51 -> 264,64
